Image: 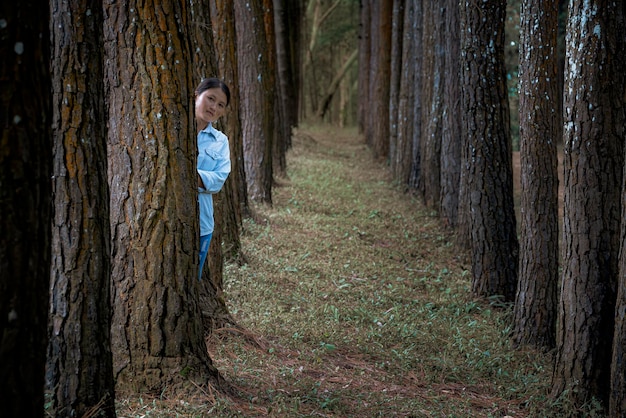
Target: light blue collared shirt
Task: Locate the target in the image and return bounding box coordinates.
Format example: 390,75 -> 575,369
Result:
197,123 -> 231,236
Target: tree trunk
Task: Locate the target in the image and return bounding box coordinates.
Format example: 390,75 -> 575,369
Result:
357,0 -> 371,135
0,2 -> 51,416
234,0 -> 274,203
552,0 -> 624,409
367,0 -> 392,159
388,0 -> 404,166
187,0 -> 240,333
210,0 -> 249,236
460,0 -> 519,302
408,0 -> 423,190
512,0 -> 560,350
273,0 -> 303,135
104,0 -> 225,393
45,1 -> 116,416
419,1 -> 444,211
440,0 -> 461,229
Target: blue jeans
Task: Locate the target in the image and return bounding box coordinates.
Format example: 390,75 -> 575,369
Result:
198,233 -> 212,281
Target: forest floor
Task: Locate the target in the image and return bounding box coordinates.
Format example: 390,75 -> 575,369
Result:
117,126 -> 574,417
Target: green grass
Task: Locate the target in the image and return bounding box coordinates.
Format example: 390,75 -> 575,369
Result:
116,125 -> 601,417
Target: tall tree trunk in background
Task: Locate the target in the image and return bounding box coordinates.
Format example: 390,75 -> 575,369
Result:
367,0 -> 392,159
408,0 -> 423,190
273,0 -> 302,149
440,0 -> 461,229
0,2 -> 51,416
189,0 -> 239,332
392,0 -> 413,185
234,0 -> 274,203
46,1 -> 115,416
455,0 -> 470,249
210,0 -> 249,238
512,0 -> 559,350
419,2 -> 444,211
460,0 -> 518,302
273,0 -> 303,171
357,0 -> 371,135
388,0 -> 404,167
104,1 -> 226,393
553,0 -> 624,409
261,0 -> 286,179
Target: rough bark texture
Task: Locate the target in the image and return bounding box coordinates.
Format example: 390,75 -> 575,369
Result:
234,0 -> 274,203
408,0 -> 423,191
440,0 -> 461,228
552,0 -> 624,409
45,1 -> 116,416
187,0 -> 238,333
512,0 -> 560,350
357,0 -> 371,136
273,0 -> 302,136
419,2 -> 444,211
391,0 -> 417,186
367,0 -> 392,159
103,0 -> 224,393
0,2 -> 51,416
388,0 -> 404,166
210,0 -> 248,239
460,0 -> 519,302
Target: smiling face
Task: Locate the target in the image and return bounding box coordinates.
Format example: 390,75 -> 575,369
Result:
195,87 -> 228,130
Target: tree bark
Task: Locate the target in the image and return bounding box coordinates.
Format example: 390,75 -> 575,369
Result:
104,0 -> 225,393
210,0 -> 249,237
392,0 -> 414,185
460,0 -> 519,302
367,0 -> 392,159
0,1 -> 52,416
234,0 -> 274,203
388,0 -> 404,167
512,0 -> 560,350
419,1 -> 444,211
552,0 -> 624,409
273,0 -> 303,135
408,0 -> 423,190
357,0 -> 371,135
440,0 -> 462,229
46,1 -> 116,416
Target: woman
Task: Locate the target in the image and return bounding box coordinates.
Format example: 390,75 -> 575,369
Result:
195,78 -> 231,280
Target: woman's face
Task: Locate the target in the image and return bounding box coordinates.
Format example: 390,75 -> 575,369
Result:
195,87 -> 228,126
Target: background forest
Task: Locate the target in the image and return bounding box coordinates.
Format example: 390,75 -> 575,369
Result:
2,0 -> 626,417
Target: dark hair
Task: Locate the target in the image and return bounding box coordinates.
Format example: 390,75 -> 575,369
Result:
195,77 -> 231,106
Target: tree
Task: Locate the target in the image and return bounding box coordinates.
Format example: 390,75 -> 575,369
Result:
357,0 -> 371,135
203,0 -> 247,331
234,0 -> 275,203
440,0 -> 462,228
365,0 -> 392,159
45,0 -> 116,416
512,0 -> 560,350
273,0 -> 303,135
103,1 -> 226,393
0,2 -> 51,416
419,1 -> 444,210
460,0 -> 519,302
388,0 -> 404,173
552,0 -> 625,409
